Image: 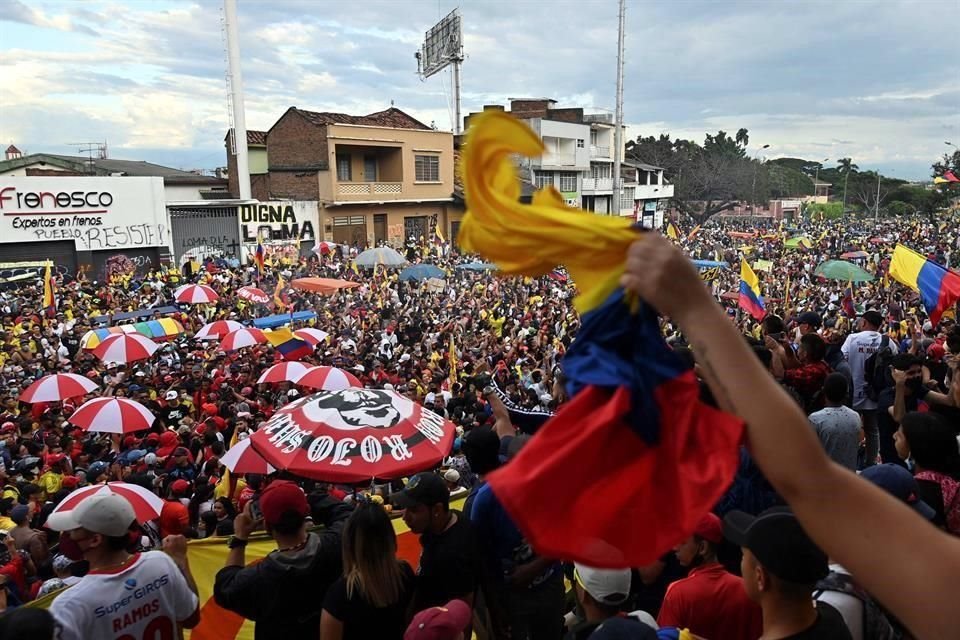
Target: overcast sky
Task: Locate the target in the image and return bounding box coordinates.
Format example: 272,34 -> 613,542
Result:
1,0 -> 957,180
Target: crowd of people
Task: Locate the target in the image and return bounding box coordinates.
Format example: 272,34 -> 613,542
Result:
0,211 -> 958,640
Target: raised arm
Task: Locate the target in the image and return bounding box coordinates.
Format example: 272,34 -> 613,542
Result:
621,233 -> 960,640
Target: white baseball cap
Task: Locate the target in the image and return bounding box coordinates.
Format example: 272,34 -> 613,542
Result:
573,563 -> 631,606
443,469 -> 460,484
165,390 -> 178,400
46,494 -> 136,537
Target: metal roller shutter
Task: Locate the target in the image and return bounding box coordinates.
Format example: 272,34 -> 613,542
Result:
0,241 -> 77,274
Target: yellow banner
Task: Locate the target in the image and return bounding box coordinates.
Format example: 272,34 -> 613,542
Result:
32,497 -> 466,640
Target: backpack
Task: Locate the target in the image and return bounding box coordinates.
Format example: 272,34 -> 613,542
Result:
864,335 -> 893,401
814,571 -> 903,640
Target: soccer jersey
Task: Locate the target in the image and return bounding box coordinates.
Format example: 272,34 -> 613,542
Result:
51,551 -> 198,640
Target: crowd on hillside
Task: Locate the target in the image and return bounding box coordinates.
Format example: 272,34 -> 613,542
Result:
0,214 -> 958,640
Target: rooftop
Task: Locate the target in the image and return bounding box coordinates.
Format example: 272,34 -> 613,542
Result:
290,106 -> 432,131
0,153 -> 226,184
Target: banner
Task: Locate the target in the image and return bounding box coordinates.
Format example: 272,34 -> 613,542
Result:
31,497 -> 465,640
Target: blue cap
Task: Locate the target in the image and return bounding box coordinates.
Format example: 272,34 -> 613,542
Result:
861,463 -> 936,521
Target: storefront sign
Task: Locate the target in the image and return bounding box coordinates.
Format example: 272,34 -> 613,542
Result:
0,177 -> 168,251
239,201 -> 317,244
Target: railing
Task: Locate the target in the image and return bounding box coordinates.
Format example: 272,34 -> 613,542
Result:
337,182 -> 403,196
540,153 -> 576,166
581,177 -> 613,191
590,145 -> 611,158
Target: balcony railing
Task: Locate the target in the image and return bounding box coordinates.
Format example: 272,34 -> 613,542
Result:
540,153 -> 576,166
582,177 -> 613,192
337,182 -> 403,196
590,145 -> 611,158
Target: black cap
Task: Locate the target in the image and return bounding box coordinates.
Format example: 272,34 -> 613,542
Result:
860,310 -> 884,328
392,472 -> 449,509
797,311 -> 821,328
723,508 -> 828,585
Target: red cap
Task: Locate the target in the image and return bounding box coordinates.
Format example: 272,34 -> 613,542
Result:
693,512 -> 723,544
258,480 -> 308,527
0,422 -> 15,434
145,433 -> 160,445
122,435 -> 140,449
46,453 -> 66,465
202,403 -> 218,415
170,479 -> 191,496
61,475 -> 79,490
404,599 -> 471,640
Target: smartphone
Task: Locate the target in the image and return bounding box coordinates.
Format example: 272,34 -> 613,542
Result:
249,498 -> 263,521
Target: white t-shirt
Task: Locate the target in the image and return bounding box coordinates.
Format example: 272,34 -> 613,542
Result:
51,551 -> 198,640
841,330 -> 898,410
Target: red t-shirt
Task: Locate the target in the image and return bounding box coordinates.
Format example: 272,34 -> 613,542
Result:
657,562 -> 762,640
159,500 -> 190,538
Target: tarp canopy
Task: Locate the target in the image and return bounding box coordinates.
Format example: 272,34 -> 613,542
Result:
251,311 -> 318,329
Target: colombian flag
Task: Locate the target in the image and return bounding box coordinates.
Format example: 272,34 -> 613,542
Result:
254,240 -> 265,275
264,328 -> 312,361
738,259 -> 766,321
458,111 -> 744,568
42,261 -> 56,313
666,222 -> 681,240
889,244 -> 960,325
842,281 -> 856,318
273,276 -> 287,310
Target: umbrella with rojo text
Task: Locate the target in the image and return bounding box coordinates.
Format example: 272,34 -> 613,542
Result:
249,388 -> 455,483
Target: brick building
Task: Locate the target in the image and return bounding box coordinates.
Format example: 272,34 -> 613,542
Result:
225,106 -> 460,248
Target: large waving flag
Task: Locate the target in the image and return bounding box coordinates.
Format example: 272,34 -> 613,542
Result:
738,259 -> 766,321
42,261 -> 56,312
842,281 -> 856,318
273,276 -> 288,311
666,222 -> 681,240
458,112 -> 744,568
264,328 -> 312,361
254,239 -> 266,275
889,245 -> 960,325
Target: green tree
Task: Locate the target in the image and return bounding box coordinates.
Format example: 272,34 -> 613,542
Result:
932,149 -> 960,177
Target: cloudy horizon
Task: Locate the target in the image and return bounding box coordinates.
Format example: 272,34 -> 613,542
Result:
1,0 -> 956,181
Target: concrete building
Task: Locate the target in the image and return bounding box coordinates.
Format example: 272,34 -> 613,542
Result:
224,106 -> 458,248
0,152 -> 228,203
464,99 -> 673,219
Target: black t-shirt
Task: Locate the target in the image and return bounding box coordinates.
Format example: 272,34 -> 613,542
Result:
322,562 -> 414,640
780,602 -> 853,640
412,511 -> 478,612
159,403 -> 189,427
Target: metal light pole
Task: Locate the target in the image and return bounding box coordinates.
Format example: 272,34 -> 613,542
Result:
751,144 -> 769,214
814,158 -> 828,200
874,171 -> 881,221
224,0 -> 250,200
612,0 -> 626,217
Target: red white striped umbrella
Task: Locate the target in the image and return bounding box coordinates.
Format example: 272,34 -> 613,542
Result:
299,366 -> 362,391
220,328 -> 267,351
293,328 -> 329,347
50,482 -> 164,524
19,374 -> 99,403
175,284 -> 219,304
219,437 -> 275,475
91,333 -> 158,364
237,286 -> 270,304
257,361 -> 312,384
249,389 -> 455,482
194,320 -> 244,340
69,397 -> 155,434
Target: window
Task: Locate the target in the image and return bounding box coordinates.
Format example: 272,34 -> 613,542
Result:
590,130 -> 599,146
576,138 -> 585,148
591,163 -> 611,179
559,172 -> 578,192
415,155 -> 440,181
336,155 -> 352,181
534,171 -> 554,189
619,187 -> 635,212
363,155 -> 377,182
649,171 -> 659,185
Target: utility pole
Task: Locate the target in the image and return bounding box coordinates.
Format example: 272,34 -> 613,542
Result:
842,167 -> 849,219
224,0 -> 251,200
612,0 -> 625,217
875,172 -> 881,221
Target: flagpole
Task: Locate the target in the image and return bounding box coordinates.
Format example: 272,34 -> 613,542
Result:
612,0 -> 625,217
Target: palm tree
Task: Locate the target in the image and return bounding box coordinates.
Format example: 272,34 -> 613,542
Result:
836,157 -> 859,215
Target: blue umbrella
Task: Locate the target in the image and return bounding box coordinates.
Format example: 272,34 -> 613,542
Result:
691,259 -> 728,270
456,261 -> 497,271
399,264 -> 445,281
